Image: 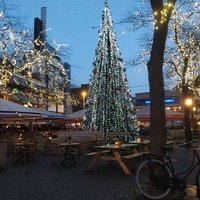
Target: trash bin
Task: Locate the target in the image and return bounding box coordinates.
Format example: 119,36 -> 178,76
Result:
0,142 -> 7,170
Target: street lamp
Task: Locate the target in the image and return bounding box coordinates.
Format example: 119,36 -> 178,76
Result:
184,98 -> 193,107
184,97 -> 194,143
82,91 -> 87,109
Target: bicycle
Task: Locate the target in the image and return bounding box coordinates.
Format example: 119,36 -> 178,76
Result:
136,139 -> 200,199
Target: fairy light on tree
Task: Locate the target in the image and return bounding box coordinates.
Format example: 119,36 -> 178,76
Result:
164,1 -> 200,142
0,0 -> 70,112
125,0 -> 199,98
125,0 -> 199,146
124,0 -> 177,155
164,0 -> 200,96
153,2 -> 174,30
0,0 -> 33,99
22,38 -> 69,110
125,0 -> 200,99
83,0 -> 138,139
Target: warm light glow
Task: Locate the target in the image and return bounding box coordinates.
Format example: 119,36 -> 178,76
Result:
184,98 -> 193,107
137,137 -> 141,143
82,91 -> 87,109
153,2 -> 174,30
115,141 -> 122,146
82,91 -> 87,97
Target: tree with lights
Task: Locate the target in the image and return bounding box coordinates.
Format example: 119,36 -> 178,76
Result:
125,0 -> 176,155
0,0 -> 70,113
147,0 -> 176,154
83,0 -> 138,139
164,2 -> 200,142
0,0 -> 33,99
125,0 -> 199,146
22,41 -> 69,111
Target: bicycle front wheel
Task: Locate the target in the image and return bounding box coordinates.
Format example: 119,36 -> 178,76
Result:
136,158 -> 172,199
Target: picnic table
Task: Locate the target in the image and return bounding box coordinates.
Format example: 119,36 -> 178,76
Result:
88,143 -> 143,176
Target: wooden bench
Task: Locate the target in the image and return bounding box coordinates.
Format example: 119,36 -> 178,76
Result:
166,140 -> 174,145
122,152 -> 144,160
83,150 -> 111,157
83,152 -> 98,156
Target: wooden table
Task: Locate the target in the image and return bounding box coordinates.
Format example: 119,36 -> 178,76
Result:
128,139 -> 150,152
88,143 -> 139,176
14,142 -> 36,163
129,138 -> 174,151
58,142 -> 79,166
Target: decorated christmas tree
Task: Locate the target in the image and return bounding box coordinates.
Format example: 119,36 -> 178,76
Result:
83,0 -> 138,137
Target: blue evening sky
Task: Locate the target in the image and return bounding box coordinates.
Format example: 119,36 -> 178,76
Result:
14,0 -> 149,96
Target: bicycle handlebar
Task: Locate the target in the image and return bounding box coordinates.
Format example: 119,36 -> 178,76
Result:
160,138 -> 199,153
176,138 -> 199,147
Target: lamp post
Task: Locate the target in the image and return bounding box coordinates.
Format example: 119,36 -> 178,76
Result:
184,97 -> 194,143
82,91 -> 87,109
185,98 -> 193,107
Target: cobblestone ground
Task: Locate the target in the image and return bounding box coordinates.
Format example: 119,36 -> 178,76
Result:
0,152 -> 136,200
0,140 -> 200,200
118,139 -> 200,200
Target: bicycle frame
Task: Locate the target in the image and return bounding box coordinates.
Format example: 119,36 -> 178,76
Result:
136,140 -> 200,199
165,149 -> 200,181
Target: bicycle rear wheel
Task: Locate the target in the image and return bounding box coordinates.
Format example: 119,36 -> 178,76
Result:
136,158 -> 172,199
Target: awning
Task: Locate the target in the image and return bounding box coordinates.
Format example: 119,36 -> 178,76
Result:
0,98 -> 67,123
0,98 -> 45,121
66,109 -> 85,123
136,106 -> 184,122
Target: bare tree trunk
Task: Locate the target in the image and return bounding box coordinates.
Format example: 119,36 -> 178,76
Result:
149,0 -> 176,155
148,32 -> 167,155
182,86 -> 193,143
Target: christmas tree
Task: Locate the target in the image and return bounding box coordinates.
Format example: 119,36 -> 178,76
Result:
83,0 -> 138,137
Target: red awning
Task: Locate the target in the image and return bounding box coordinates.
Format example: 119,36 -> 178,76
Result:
136,106 -> 184,122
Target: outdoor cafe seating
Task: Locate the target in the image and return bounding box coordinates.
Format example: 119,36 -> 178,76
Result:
44,140 -> 80,167
0,126 -> 175,176
86,132 -> 174,175
14,141 -> 36,163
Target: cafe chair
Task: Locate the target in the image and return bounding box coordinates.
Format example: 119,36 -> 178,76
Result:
15,146 -> 26,163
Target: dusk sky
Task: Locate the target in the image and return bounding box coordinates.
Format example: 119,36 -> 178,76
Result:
14,0 -> 149,96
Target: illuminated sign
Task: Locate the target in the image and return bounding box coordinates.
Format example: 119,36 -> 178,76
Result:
145,98 -> 175,105
165,99 -> 175,103
145,100 -> 151,104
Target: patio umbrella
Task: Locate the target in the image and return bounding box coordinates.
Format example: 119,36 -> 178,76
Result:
66,109 -> 85,123
32,108 -> 67,123
0,98 -> 46,122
